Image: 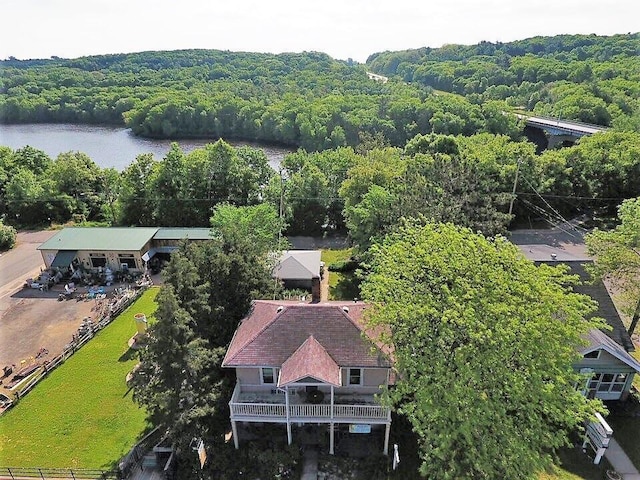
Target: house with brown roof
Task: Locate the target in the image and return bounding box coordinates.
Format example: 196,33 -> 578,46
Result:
222,300 -> 393,455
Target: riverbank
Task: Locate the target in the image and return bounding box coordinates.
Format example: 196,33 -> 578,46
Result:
0,123 -> 292,171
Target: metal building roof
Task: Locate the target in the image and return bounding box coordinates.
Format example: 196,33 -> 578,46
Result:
37,227 -> 159,251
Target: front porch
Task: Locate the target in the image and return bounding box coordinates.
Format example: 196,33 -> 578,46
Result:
229,383 -> 392,455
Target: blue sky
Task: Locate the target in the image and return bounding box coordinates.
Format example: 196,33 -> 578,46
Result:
3,0 -> 639,62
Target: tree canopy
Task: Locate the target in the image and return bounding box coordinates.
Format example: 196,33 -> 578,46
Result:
585,197 -> 640,336
132,233 -> 274,455
361,221 -> 603,479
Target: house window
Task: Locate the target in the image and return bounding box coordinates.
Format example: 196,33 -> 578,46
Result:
584,350 -> 600,359
588,372 -> 628,394
348,368 -> 362,386
261,367 -> 275,384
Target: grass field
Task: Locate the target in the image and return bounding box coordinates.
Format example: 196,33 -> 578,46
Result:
321,248 -> 360,301
0,287 -> 159,468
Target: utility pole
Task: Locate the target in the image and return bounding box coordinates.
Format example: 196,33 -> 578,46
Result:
273,169 -> 285,300
508,159 -> 522,217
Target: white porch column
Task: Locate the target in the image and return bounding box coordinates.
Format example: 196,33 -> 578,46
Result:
383,423 -> 390,455
330,385 -> 334,420
329,423 -> 335,455
231,420 -> 239,449
285,386 -> 292,445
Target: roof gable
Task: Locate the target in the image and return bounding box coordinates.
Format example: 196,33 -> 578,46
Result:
278,335 -> 341,386
273,250 -> 321,280
222,301 -> 390,369
582,329 -> 640,372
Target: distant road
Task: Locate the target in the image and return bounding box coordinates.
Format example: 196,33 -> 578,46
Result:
0,231 -> 53,301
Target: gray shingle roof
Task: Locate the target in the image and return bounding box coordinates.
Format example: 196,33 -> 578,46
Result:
273,250 -> 321,280
537,260 -> 634,352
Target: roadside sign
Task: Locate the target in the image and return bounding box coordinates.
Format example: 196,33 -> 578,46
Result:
349,424 -> 371,434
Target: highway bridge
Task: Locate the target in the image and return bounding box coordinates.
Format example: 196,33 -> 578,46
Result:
516,113 -> 608,151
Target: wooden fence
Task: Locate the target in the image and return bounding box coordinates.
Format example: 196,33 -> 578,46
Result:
0,466 -> 118,479
7,287 -> 147,407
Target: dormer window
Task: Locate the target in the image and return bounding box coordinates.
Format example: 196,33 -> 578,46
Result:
348,368 -> 363,386
584,350 -> 600,359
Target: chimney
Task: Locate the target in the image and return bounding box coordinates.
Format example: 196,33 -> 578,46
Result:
311,277 -> 321,303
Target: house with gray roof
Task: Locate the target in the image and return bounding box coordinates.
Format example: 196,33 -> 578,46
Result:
222,300 -> 393,455
514,237 -> 640,401
272,250 -> 323,302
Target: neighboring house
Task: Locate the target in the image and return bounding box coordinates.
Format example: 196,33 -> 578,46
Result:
37,227 -> 212,273
272,250 -> 323,302
222,300 -> 393,455
516,240 -> 640,401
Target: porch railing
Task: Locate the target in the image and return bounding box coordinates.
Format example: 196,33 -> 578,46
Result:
230,402 -> 287,417
229,383 -> 390,421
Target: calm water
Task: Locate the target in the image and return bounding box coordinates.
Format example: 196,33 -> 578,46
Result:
0,123 -> 293,171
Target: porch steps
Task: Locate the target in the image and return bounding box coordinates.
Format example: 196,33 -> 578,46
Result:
301,446 -> 318,480
142,453 -> 157,468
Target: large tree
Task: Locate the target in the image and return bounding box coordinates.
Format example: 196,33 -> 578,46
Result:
133,233 -> 274,458
586,197 -> 640,336
361,222 -> 603,479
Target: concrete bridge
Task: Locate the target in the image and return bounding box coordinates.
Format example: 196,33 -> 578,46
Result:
517,113 -> 608,151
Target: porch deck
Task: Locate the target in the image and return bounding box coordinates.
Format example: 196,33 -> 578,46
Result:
230,384 -> 391,423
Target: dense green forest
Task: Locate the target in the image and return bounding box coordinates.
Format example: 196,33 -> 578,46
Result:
1,33 -> 639,154
0,48 -> 520,151
1,33 -> 640,242
2,128 -> 639,247
367,33 -> 640,130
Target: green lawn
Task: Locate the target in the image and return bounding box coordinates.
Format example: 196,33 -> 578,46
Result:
321,248 -> 360,301
0,287 -> 159,469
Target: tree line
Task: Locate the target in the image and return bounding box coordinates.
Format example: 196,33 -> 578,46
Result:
367,33 -> 640,131
2,129 -> 639,249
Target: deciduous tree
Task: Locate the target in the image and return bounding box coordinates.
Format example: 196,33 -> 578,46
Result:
361,222 -> 602,479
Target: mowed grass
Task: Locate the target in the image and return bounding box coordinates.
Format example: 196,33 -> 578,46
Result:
321,248 -> 360,301
0,287 -> 159,469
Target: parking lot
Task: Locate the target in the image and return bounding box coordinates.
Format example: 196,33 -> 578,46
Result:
0,286 -> 99,372
0,231 -> 138,376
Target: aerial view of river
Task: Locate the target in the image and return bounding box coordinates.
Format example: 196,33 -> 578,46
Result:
0,123 -> 293,171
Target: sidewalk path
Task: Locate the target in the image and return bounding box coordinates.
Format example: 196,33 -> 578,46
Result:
301,446 -> 318,480
605,438 -> 640,480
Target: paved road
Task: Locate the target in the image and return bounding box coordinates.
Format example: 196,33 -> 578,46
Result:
0,231 -> 54,301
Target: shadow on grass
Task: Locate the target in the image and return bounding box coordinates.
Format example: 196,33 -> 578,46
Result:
118,347 -> 138,362
540,445 -> 611,480
329,273 -> 361,301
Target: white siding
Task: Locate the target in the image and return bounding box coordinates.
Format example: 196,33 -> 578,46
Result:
236,367 -> 261,385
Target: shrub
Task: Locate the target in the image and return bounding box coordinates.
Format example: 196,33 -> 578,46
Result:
0,221 -> 17,250
328,258 -> 358,272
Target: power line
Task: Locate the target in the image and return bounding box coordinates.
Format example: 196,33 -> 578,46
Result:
519,174 -> 589,234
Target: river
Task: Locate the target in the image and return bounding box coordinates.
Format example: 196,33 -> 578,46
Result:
0,123 -> 293,171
